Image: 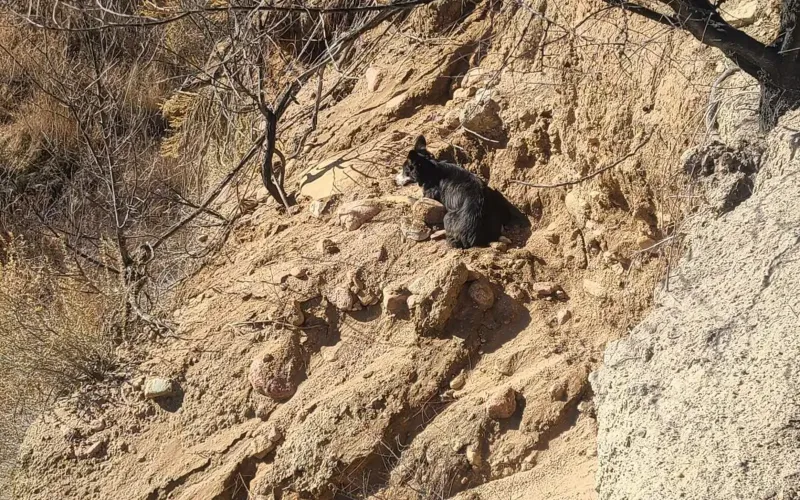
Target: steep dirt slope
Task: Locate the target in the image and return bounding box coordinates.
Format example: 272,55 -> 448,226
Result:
11,0 -> 730,498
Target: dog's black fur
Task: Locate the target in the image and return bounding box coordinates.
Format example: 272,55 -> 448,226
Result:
396,135 -> 530,249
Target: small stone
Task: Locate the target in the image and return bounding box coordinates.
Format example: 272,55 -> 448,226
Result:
531,281 -> 562,298
460,97 -> 503,138
564,190 -> 590,228
357,290 -> 380,307
549,382 -> 567,401
309,199 -> 330,219
431,229 -> 447,240
198,234 -> 209,243
465,445 -> 482,467
486,387 -> 517,419
290,267 -> 308,279
88,419 -> 106,433
383,286 -> 408,316
583,279 -> 606,299
336,199 -> 382,231
450,372 -> 467,390
440,109 -> 461,130
320,345 -> 340,363
466,269 -> 483,282
249,340 -> 302,401
498,236 -> 512,244
401,218 -> 431,241
76,438 -> 106,460
556,309 -> 572,325
328,286 -> 360,311
412,198 -> 446,225
143,378 -> 175,399
723,0 -> 759,27
318,238 -> 339,255
506,283 -> 528,302
384,92 -> 409,115
453,87 -> 475,100
251,427 -> 283,459
468,280 -> 495,311
287,300 -> 305,327
365,66 -> 384,92
362,370 -> 374,379
461,67 -> 491,88
372,247 -> 387,264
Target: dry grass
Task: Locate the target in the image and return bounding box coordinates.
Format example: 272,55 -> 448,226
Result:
0,246 -> 119,488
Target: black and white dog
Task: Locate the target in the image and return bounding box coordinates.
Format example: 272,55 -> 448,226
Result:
395,135 -> 529,249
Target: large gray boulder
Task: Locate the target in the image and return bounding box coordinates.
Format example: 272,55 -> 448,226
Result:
591,110 -> 800,500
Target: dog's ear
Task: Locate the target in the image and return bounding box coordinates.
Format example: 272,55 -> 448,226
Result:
413,135 -> 427,152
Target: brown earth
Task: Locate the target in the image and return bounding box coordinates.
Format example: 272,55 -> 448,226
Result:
11,0 -> 766,498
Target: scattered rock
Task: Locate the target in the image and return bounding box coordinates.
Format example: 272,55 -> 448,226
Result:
486,387 -> 517,419
450,372 -> 467,390
287,300 -> 305,327
468,279 -> 495,311
375,245 -> 388,262
88,419 -> 106,433
460,97 -> 504,138
498,236 -> 512,244
565,190 -> 590,228
461,67 -> 491,88
407,258 -> 469,332
465,445 -> 482,467
506,283 -> 529,302
583,279 -> 607,299
384,92 -> 410,115
722,0 -> 759,27
440,109 -> 461,130
251,427 -> 283,459
75,438 -> 106,460
412,198 -> 446,225
365,66 -> 384,92
382,285 -> 409,316
318,238 -> 339,255
336,199 -> 382,231
327,286 -> 360,311
357,289 -> 380,307
143,378 -> 176,399
556,308 -> 572,325
401,217 -> 431,241
531,281 -> 562,298
431,229 -> 447,240
453,87 -> 475,100
290,267 -> 308,279
549,381 -> 567,401
309,198 -> 331,219
249,338 -> 303,401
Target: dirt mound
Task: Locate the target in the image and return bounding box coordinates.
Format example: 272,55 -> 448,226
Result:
10,0 -> 728,498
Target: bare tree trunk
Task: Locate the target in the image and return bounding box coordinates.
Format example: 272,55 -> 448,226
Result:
606,0 -> 800,131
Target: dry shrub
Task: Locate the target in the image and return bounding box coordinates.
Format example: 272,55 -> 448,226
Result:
0,247 -> 117,484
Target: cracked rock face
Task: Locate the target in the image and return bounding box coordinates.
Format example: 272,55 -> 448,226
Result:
592,111 -> 800,500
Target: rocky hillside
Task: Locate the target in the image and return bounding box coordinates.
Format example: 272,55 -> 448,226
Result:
7,0 -> 784,499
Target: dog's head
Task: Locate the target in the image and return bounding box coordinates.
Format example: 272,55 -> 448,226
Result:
395,135 -> 434,186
